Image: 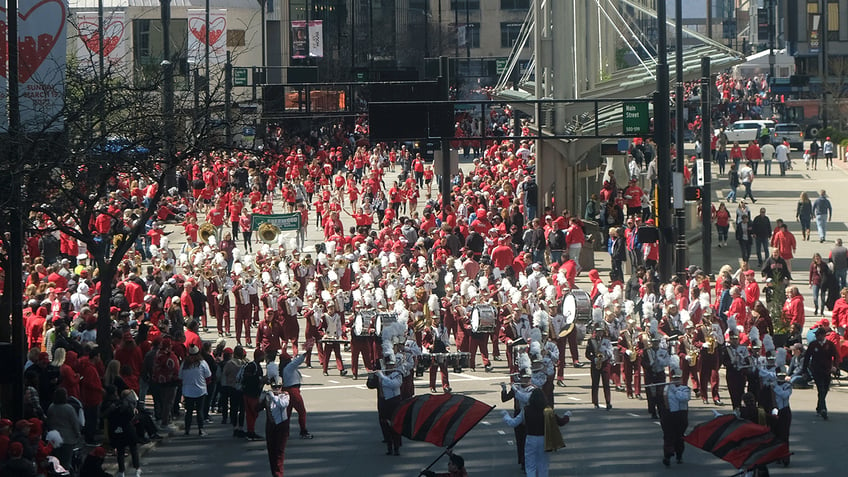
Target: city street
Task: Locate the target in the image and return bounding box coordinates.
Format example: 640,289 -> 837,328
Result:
124,150 -> 848,476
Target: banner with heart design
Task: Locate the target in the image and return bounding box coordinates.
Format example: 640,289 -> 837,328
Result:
187,9 -> 227,65
0,0 -> 67,133
75,11 -> 127,66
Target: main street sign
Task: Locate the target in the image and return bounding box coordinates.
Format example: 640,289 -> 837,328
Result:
622,102 -> 649,135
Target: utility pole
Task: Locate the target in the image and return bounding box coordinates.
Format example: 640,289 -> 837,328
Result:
821,0 -> 829,129
706,0 -> 713,39
655,0 -> 673,282
205,0 -> 211,123
674,0 -> 686,279
701,57 -> 712,274
161,0 -> 176,187
439,56 -> 452,222
6,0 -> 26,420
98,0 -> 106,137
225,52 -> 233,147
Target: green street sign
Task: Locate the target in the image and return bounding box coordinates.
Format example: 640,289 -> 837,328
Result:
622,102 -> 649,135
250,213 -> 302,231
496,58 -> 508,74
233,67 -> 248,87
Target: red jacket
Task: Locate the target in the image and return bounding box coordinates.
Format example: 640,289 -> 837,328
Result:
831,298 -> 848,335
78,356 -> 104,407
783,295 -> 805,328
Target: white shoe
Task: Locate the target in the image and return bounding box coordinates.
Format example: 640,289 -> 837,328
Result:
136,469 -> 143,477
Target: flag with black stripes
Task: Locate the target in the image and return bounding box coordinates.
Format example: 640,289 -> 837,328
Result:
684,414 -> 791,469
391,393 -> 494,448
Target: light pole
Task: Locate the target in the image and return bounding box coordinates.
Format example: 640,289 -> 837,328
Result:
161,0 -> 176,187
205,0 -> 211,119
257,0 -> 267,69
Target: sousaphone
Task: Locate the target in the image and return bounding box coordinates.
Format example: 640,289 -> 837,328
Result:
258,222 -> 281,244
199,223 -> 217,244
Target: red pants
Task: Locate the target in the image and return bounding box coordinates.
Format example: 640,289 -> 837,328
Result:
610,362 -> 622,387
304,329 -> 324,367
489,331 -> 500,358
566,331 -> 581,363
350,338 -> 372,377
284,386 -> 308,435
265,416 -> 289,477
215,301 -> 231,334
623,357 -> 642,396
282,318 -> 300,356
235,304 -> 252,345
555,337 -> 568,379
698,351 -> 721,402
322,342 -> 344,373
244,395 -> 259,433
590,363 -> 612,406
429,362 -> 449,390
681,357 -> 701,392
469,333 -> 490,369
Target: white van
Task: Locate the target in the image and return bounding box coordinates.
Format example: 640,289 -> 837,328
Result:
720,120 -> 775,144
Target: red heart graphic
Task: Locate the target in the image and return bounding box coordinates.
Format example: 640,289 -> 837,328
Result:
0,0 -> 67,82
189,16 -> 226,46
78,20 -> 125,57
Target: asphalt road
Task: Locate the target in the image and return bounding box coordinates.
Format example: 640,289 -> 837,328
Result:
128,143 -> 848,476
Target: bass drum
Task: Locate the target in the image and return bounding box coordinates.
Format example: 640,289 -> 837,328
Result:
471,304 -> 497,333
376,312 -> 398,336
562,289 -> 592,324
353,311 -> 376,336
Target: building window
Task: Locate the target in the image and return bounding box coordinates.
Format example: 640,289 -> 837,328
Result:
451,0 -> 479,10
133,19 -> 189,88
501,22 -> 523,48
827,1 -> 839,41
501,0 -> 530,9
460,23 -> 480,48
227,30 -> 246,47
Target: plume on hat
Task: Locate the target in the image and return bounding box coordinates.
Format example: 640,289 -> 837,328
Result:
305,281 -> 316,298
669,354 -> 682,378
427,294 -> 440,316
533,310 -> 550,335
624,300 -> 635,317
774,346 -> 787,373
748,326 -> 760,345
727,316 -> 738,337
763,334 -> 775,354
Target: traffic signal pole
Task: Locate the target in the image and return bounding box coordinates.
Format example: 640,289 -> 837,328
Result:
701,57 -> 712,274
654,0 -> 673,282
439,56 -> 452,222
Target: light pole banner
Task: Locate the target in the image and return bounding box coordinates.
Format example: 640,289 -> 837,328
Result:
308,20 -> 323,58
188,9 -> 227,65
291,20 -> 307,59
0,0 -> 67,133
75,11 -> 127,67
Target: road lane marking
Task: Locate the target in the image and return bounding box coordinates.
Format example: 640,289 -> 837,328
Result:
628,413 -> 640,417
497,430 -> 506,435
567,396 -> 581,401
328,380 -> 339,384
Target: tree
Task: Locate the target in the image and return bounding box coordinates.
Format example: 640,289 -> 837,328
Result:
0,33 -> 233,359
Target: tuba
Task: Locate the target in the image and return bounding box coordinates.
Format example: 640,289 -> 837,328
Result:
199,223 -> 217,244
258,222 -> 281,244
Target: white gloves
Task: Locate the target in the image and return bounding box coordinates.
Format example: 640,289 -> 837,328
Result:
625,349 -> 632,356
702,342 -> 710,349
564,411 -> 573,417
771,408 -> 779,417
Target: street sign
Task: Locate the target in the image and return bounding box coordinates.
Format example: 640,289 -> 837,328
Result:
250,213 -> 301,231
696,158 -> 705,186
622,102 -> 649,135
233,67 -> 248,86
496,58 -> 508,74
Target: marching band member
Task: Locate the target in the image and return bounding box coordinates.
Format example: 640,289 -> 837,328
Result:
697,310 -> 725,405
301,300 -> 324,369
500,354 -> 534,472
618,318 -> 642,399
348,303 -> 374,380
773,370 -> 792,465
423,315 -> 451,393
499,312 -> 522,375
210,267 -> 232,337
722,317 -> 749,411
678,322 -> 701,396
502,387 -> 571,477
232,276 -> 253,347
375,357 -> 403,456
549,305 -> 572,388
320,299 -> 348,377
281,288 -> 303,356
586,321 -> 613,410
661,358 -> 690,467
255,306 -> 282,354
642,323 -> 668,419
280,338 -> 316,440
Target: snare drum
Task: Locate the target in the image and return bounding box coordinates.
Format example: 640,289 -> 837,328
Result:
353,311 -> 376,337
419,353 -> 433,368
471,305 -> 497,333
562,289 -> 592,324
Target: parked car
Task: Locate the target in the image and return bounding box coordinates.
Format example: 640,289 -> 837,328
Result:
721,120 -> 775,145
771,123 -> 804,150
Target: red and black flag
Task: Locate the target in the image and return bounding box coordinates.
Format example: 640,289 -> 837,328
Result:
684,414 -> 791,469
391,393 -> 494,448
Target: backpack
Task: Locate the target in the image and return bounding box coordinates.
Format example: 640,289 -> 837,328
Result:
238,361 -> 262,396
153,351 -> 177,384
